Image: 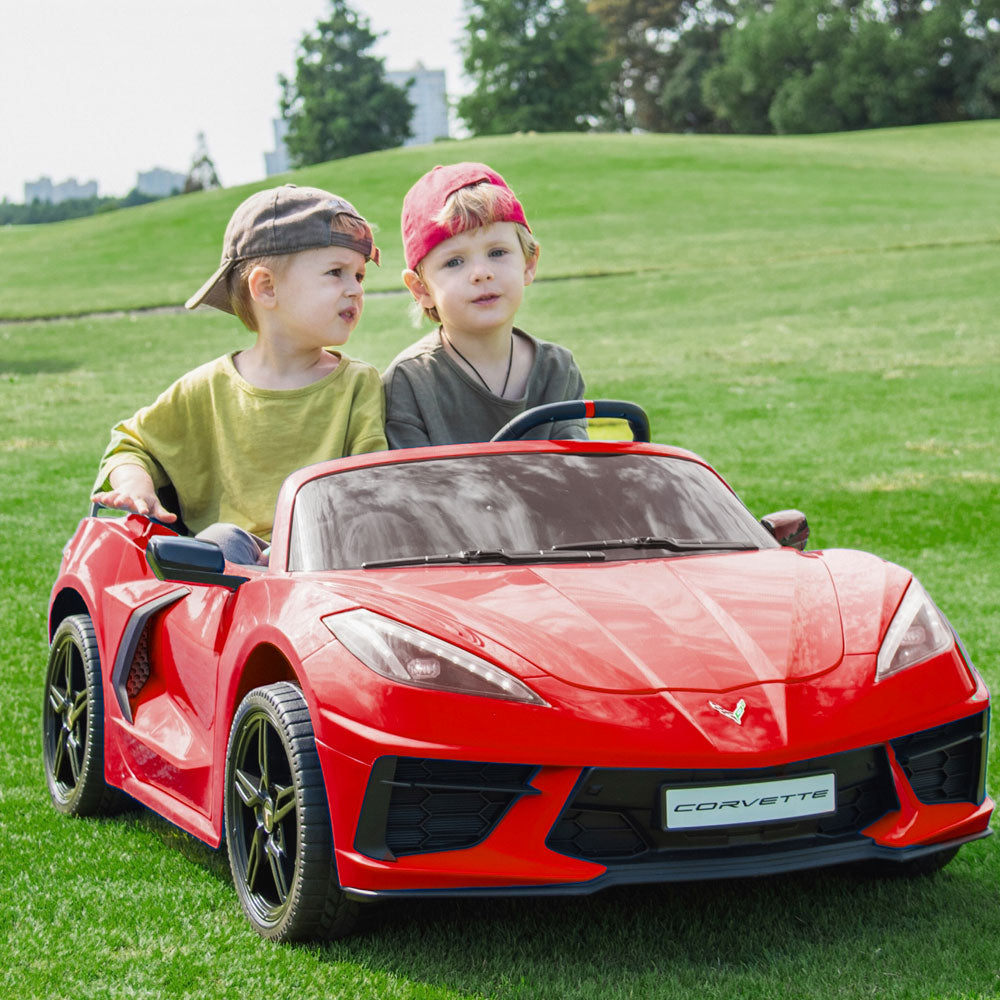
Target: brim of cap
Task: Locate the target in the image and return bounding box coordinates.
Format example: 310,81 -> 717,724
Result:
185,260 -> 236,313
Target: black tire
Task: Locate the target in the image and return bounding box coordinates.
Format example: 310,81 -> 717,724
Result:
224,682 -> 359,941
42,614 -> 121,816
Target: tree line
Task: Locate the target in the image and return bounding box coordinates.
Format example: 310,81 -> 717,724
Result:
11,0 -> 996,223
0,189 -> 162,226
281,0 -> 1000,167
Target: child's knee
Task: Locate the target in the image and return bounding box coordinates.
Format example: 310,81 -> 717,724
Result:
195,523 -> 265,565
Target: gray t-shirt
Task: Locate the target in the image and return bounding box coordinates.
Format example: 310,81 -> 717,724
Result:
382,328 -> 587,448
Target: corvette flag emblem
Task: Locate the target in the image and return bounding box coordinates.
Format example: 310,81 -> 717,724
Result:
709,698 -> 746,725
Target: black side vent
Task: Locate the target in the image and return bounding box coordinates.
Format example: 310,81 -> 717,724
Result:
891,710 -> 989,804
125,623 -> 152,699
356,757 -> 539,860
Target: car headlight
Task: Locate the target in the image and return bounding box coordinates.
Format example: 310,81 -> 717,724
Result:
323,609 -> 547,705
876,578 -> 955,682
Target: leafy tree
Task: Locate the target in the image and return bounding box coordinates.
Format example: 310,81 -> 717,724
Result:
701,0 -> 841,133
702,0 -> 1000,134
918,0 -> 1000,120
458,0 -> 615,134
183,132 -> 221,194
589,0 -> 689,130
656,18 -> 732,132
964,31 -> 1000,118
280,0 -> 413,166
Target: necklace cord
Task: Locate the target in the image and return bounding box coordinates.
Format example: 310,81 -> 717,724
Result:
443,331 -> 514,397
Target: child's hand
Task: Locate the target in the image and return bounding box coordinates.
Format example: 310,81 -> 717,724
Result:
92,465 -> 177,523
91,488 -> 177,523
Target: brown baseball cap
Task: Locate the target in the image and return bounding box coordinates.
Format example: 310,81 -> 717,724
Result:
186,184 -> 381,313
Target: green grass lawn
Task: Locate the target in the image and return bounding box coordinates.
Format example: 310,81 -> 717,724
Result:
1,124 -> 998,999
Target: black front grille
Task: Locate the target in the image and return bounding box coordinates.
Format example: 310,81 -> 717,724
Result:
546,746 -> 898,864
891,710 -> 989,804
356,757 -> 539,860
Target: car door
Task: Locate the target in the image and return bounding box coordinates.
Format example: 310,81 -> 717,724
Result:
103,574 -> 229,821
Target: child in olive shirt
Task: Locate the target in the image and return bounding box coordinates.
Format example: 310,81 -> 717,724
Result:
93,184 -> 386,563
382,161 -> 586,447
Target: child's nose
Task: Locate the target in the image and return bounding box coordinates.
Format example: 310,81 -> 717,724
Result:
470,257 -> 494,281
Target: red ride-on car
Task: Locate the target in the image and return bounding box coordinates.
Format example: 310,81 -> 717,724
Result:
44,401 -> 992,941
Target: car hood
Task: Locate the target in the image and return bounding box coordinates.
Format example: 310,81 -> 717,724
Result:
338,550 -> 848,694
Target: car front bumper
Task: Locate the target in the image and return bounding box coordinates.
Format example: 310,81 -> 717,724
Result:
314,705 -> 993,897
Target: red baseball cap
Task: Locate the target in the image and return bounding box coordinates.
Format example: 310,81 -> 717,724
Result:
401,162 -> 530,270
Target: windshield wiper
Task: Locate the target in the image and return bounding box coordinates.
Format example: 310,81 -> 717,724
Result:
551,536 -> 757,553
362,548 -> 607,569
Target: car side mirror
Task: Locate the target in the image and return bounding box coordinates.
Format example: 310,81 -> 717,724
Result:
146,535 -> 249,590
761,509 -> 809,551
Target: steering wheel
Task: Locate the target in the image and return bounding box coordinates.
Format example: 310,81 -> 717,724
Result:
490,399 -> 651,443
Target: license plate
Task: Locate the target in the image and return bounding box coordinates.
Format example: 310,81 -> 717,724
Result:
663,772 -> 836,830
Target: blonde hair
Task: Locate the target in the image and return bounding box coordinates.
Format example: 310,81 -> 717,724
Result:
413,182 -> 538,325
228,212 -> 376,333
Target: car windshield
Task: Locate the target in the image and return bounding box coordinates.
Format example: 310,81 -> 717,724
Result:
288,451 -> 778,572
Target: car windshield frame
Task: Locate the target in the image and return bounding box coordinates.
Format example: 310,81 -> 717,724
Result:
287,450 -> 778,572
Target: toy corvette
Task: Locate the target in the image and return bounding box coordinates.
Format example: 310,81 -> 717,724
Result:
44,401 -> 992,941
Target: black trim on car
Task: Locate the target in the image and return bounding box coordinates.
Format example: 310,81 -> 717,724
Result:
342,828 -> 992,900
545,746 -> 899,865
110,589 -> 189,723
355,756 -> 540,861
890,710 -> 989,805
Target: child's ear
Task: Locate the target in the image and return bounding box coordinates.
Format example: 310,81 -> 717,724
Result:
403,269 -> 434,308
247,265 -> 277,309
523,245 -> 540,287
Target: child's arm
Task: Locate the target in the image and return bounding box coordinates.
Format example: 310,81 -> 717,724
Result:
385,417 -> 432,449
382,366 -> 433,448
344,366 -> 389,454
91,463 -> 177,523
93,373 -> 192,522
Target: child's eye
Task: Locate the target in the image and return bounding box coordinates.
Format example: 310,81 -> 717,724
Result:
444,257 -> 463,268
327,268 -> 342,277
355,272 -> 365,284
489,247 -> 509,258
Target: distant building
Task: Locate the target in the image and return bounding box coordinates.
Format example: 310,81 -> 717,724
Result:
136,168 -> 186,198
387,64 -> 450,146
24,176 -> 98,204
264,64 -> 450,176
265,118 -> 291,176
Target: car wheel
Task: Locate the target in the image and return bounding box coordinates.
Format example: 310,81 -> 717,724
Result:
224,682 -> 359,941
42,614 -> 122,816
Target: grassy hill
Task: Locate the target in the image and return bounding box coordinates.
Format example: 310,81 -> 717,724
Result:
2,124 -> 998,999
2,121 -> 998,319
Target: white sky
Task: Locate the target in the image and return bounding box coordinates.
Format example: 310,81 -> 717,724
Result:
0,0 -> 468,204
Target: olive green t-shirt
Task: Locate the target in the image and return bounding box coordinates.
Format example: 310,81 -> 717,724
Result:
96,352 -> 386,539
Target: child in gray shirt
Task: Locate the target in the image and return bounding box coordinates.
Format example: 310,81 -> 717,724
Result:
383,161 -> 586,447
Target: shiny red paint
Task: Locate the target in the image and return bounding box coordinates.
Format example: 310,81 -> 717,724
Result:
48,437 -> 993,897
